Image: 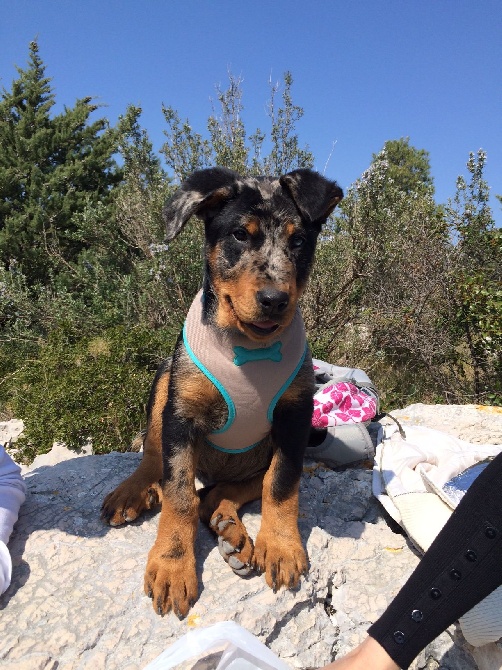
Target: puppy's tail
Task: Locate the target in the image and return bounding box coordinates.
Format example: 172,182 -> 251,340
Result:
129,430 -> 147,452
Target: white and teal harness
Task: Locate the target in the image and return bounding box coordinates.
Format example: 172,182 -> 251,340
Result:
183,290 -> 308,453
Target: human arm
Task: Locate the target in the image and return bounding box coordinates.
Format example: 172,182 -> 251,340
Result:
0,444 -> 26,594
322,636 -> 398,670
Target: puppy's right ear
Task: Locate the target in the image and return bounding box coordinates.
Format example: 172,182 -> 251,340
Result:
163,167 -> 240,242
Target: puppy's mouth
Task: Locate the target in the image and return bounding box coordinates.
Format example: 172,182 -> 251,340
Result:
245,320 -> 280,337
224,296 -> 282,339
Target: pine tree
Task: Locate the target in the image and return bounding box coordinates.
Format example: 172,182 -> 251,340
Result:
374,137 -> 434,195
115,104 -> 171,257
0,41 -> 122,285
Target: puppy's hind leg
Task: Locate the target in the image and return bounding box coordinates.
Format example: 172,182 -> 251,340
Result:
199,474 -> 264,575
101,361 -> 170,526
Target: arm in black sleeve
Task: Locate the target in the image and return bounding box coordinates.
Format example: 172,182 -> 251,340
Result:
368,451 -> 502,669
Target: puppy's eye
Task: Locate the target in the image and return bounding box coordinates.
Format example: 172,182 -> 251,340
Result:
232,228 -> 248,242
290,234 -> 306,249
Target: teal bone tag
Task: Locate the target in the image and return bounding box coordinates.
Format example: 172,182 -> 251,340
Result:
233,341 -> 283,366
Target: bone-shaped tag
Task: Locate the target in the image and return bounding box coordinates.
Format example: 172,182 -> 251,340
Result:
233,341 -> 283,366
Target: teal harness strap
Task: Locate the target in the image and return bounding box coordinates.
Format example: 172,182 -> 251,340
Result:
182,322 -> 235,434
205,438 -> 263,454
267,342 -> 308,422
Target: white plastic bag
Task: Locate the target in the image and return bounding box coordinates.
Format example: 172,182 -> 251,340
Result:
144,620 -> 291,670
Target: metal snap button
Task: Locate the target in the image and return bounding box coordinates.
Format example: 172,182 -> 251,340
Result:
430,587 -> 442,599
485,527 -> 497,539
465,549 -> 477,562
411,609 -> 423,622
393,630 -> 406,644
450,568 -> 462,580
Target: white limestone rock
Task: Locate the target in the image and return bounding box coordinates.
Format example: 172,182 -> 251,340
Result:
1,405 -> 501,668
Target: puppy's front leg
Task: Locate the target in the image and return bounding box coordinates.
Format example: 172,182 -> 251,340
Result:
144,408 -> 199,618
253,382 -> 312,591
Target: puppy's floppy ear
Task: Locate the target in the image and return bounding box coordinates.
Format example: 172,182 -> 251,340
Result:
280,168 -> 343,227
164,167 -> 240,242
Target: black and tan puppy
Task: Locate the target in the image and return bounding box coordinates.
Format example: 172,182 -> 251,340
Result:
101,167 -> 343,617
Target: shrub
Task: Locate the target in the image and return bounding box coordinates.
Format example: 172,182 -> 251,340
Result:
9,324 -> 177,462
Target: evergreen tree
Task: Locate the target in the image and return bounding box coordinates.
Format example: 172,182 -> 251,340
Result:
374,137 -> 434,195
339,140 -> 445,291
115,105 -> 171,256
0,41 -> 123,285
262,72 -> 314,176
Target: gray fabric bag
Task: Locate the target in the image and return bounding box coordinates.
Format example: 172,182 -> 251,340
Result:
304,359 -> 382,468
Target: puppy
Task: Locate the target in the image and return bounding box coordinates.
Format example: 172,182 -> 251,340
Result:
101,167 -> 343,617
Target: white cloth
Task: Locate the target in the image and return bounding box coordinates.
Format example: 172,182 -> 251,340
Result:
372,424 -> 502,647
0,445 -> 26,594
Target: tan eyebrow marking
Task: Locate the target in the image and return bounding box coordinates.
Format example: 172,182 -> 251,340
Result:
244,218 -> 260,236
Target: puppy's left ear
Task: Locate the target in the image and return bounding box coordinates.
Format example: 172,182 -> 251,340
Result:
280,169 -> 343,227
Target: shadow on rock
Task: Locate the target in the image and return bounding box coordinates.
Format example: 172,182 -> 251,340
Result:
9,452 -> 262,607
299,461 -> 377,544
0,559 -> 30,611
20,452 -> 145,538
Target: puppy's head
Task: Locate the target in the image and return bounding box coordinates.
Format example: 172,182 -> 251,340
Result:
164,167 -> 343,342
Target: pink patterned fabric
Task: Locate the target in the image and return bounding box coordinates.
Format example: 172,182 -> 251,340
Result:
312,382 -> 377,427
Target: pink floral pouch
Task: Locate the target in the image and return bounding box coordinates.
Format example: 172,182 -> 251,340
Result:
312,381 -> 377,428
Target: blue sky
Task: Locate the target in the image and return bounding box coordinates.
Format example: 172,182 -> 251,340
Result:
1,0 -> 501,224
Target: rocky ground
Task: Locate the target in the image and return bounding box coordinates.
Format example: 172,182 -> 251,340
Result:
1,404 -> 501,670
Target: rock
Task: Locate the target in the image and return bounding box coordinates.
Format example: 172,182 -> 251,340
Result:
19,441 -> 93,475
0,405 -> 501,669
0,419 -> 24,447
385,403 -> 502,445
0,419 -> 93,474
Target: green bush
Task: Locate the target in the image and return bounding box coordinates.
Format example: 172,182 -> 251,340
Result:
9,324 -> 177,462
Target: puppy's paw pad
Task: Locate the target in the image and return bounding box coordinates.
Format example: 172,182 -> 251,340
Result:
209,512 -> 254,576
217,536 -> 252,575
210,514 -> 236,533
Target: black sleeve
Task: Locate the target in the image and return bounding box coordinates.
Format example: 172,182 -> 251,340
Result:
368,451 -> 502,669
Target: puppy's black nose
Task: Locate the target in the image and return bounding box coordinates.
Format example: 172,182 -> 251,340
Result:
257,289 -> 289,315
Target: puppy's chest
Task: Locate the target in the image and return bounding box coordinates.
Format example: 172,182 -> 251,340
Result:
181,291 -> 307,453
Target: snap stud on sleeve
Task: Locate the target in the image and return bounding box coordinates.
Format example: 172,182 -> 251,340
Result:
393,631 -> 406,644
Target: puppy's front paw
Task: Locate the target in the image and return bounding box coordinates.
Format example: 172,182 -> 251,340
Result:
253,530 -> 308,592
101,479 -> 162,526
144,542 -> 198,618
210,512 -> 254,576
